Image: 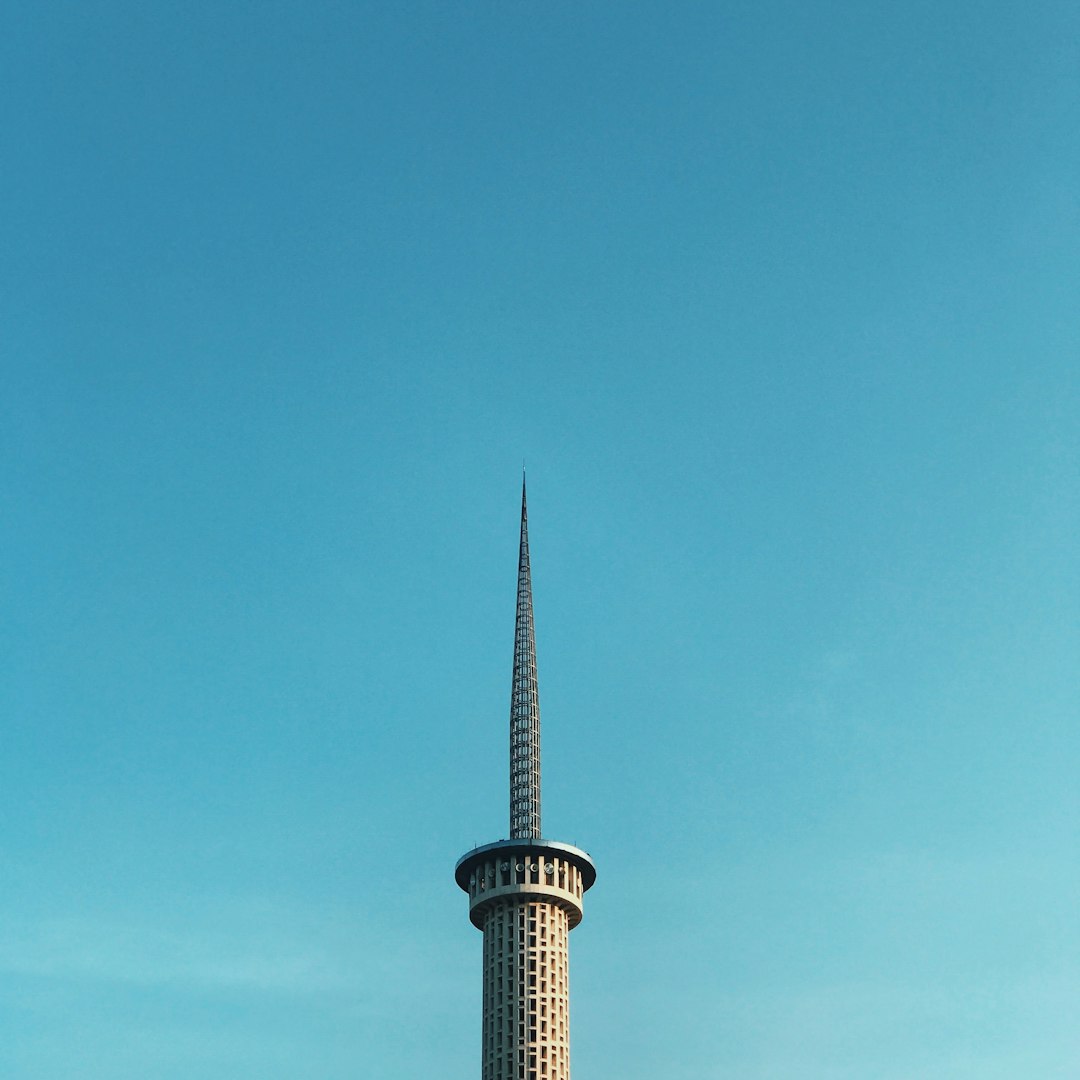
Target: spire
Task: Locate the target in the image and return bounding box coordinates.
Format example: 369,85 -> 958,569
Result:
509,472 -> 542,838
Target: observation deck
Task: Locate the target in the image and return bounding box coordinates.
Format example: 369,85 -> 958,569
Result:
456,839 -> 596,930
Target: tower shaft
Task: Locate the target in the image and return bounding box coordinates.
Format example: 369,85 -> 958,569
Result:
482,902 -> 569,1080
457,841 -> 593,1080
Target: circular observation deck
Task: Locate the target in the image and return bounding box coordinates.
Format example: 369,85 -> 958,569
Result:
455,839 -> 596,930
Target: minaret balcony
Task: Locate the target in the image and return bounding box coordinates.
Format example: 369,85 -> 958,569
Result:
455,839 -> 596,930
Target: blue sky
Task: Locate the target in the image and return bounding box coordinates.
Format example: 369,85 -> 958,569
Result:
2,2 -> 1078,1077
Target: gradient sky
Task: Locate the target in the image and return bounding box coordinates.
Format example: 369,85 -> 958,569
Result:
3,3 -> 1078,1078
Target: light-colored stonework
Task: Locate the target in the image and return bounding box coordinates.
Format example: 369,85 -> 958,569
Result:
482,900 -> 568,1080
456,840 -> 595,1080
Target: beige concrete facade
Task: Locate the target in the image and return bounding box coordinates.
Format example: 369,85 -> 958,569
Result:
481,899 -> 569,1080
457,841 -> 594,1080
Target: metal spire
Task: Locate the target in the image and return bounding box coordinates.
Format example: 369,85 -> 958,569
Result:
509,472 -> 542,838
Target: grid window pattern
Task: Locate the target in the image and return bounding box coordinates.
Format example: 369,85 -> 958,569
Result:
481,901 -> 571,1080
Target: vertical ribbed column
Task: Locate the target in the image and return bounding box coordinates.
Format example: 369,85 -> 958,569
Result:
482,900 -> 571,1080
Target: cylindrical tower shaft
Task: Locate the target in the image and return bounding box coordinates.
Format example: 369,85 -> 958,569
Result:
457,840 -> 593,1080
482,900 -> 570,1080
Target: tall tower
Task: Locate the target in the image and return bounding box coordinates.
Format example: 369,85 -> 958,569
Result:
456,477 -> 596,1080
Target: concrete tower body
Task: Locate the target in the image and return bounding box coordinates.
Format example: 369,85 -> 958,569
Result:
456,479 -> 595,1080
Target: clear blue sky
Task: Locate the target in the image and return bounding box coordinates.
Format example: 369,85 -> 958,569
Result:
3,3 -> 1077,1077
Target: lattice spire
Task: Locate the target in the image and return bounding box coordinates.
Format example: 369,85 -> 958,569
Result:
509,473 -> 542,838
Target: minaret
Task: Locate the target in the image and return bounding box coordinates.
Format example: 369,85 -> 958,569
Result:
456,476 -> 596,1080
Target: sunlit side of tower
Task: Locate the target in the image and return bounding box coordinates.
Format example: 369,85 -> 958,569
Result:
456,478 -> 595,1080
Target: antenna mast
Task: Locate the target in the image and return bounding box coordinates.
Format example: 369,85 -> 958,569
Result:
509,474 -> 542,838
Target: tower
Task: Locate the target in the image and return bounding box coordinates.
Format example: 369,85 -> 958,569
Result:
456,477 -> 596,1080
